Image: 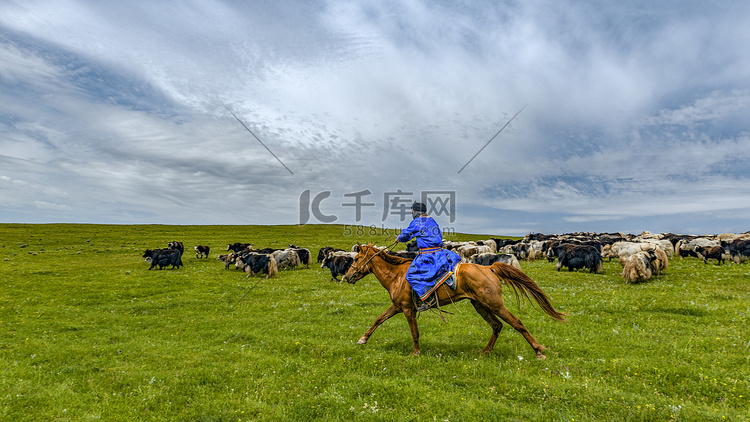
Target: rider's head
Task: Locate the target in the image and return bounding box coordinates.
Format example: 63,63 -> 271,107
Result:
411,202 -> 427,219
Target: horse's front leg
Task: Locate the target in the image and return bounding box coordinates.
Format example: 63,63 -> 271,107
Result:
402,307 -> 421,356
357,304 -> 401,345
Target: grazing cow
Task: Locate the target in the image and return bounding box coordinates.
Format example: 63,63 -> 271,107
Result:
621,251 -> 656,283
217,253 -> 240,269
694,245 -> 727,265
605,242 -> 668,267
227,243 -> 252,252
456,244 -> 493,262
194,245 -> 210,258
142,248 -> 183,270
469,252 -> 521,270
649,246 -> 669,275
317,247 -> 343,262
320,250 -> 357,267
235,252 -> 278,278
168,241 -> 184,255
676,237 -> 718,259
321,254 -> 354,282
554,244 -> 603,273
272,249 -> 302,270
507,243 -> 535,261
476,239 -> 498,253
640,239 -> 675,258
723,239 -> 750,264
288,245 -> 313,268
256,247 -> 282,254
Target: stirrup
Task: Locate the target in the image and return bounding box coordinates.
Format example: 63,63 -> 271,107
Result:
416,294 -> 437,312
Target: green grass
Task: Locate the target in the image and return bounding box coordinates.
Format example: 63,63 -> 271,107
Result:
1,223 -> 748,421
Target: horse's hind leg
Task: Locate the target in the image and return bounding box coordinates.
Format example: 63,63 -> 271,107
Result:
471,300 -> 503,355
493,305 -> 548,359
357,304 -> 401,345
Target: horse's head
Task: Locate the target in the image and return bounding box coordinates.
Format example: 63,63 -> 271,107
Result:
342,243 -> 377,284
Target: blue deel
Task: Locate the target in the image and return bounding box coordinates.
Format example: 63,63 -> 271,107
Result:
397,216 -> 461,299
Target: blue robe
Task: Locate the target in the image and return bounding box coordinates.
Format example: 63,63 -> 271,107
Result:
397,216 -> 461,299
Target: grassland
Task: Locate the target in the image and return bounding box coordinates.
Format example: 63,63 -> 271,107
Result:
1,223 -> 748,421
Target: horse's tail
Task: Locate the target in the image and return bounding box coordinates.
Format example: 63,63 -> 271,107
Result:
490,262 -> 567,322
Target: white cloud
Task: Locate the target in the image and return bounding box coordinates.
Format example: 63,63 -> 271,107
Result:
1,1 -> 749,233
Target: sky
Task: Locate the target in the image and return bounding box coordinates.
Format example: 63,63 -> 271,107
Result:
1,0 -> 750,236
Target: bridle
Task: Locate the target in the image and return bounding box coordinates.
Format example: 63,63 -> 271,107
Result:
345,241 -> 398,283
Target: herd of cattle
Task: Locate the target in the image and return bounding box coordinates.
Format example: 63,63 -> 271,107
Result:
140,230 -> 750,284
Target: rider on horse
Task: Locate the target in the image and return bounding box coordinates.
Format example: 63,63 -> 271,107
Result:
395,202 -> 462,311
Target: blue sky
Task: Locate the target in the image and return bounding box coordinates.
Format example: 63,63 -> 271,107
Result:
1,1 -> 749,236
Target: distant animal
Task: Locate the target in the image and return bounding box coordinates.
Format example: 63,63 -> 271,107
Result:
722,239 -> 750,264
469,252 -> 522,270
227,242 -> 252,252
319,250 -> 357,267
255,247 -> 282,254
620,251 -> 656,283
676,237 -> 718,259
217,253 -> 237,269
288,245 -> 313,268
272,249 -> 301,270
694,245 -> 726,265
500,243 -> 535,261
554,244 -> 603,273
142,248 -> 183,270
321,254 -> 354,282
194,245 -> 210,258
318,247 -> 343,263
168,241 -> 184,255
235,252 -> 278,278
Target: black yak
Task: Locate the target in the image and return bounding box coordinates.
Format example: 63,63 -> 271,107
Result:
143,248 -> 183,270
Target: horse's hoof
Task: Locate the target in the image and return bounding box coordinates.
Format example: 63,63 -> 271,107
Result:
357,338 -> 367,345
536,351 -> 547,360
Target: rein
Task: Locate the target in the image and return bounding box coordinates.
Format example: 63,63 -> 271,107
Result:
347,241 -> 398,281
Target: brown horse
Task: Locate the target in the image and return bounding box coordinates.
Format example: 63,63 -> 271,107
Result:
342,243 -> 566,359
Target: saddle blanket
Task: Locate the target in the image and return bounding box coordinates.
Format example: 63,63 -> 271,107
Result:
419,263 -> 461,300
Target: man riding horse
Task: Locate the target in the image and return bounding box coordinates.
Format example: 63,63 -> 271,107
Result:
395,202 -> 462,311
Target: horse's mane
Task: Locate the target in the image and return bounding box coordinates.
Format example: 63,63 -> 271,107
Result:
362,246 -> 413,265
381,250 -> 414,265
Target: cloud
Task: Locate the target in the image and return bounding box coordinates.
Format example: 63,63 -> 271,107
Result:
1,1 -> 749,234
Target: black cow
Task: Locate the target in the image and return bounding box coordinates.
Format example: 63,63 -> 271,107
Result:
288,245 -> 313,268
695,245 -> 726,265
317,247 -> 344,263
722,239 -> 750,264
321,255 -> 354,282
255,247 -> 282,254
236,252 -> 277,278
217,253 -> 237,269
472,253 -> 516,266
227,242 -> 251,252
554,244 -> 603,273
168,241 -> 184,255
679,248 -> 700,258
143,248 -> 183,270
194,245 -> 210,258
